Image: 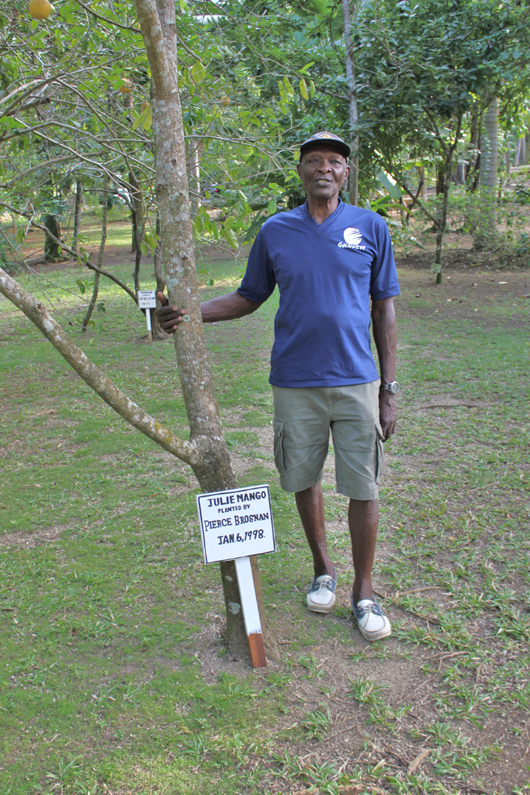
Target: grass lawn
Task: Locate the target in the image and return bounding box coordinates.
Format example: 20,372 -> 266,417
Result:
0,248 -> 529,795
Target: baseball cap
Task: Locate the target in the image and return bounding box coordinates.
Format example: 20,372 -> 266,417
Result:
299,131 -> 351,160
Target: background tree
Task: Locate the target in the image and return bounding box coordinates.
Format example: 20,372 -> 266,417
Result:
346,0 -> 530,281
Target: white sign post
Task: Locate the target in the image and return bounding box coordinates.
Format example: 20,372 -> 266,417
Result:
137,290 -> 157,342
196,484 -> 275,668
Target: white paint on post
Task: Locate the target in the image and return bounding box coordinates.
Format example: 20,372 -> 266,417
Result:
146,306 -> 152,342
234,556 -> 262,636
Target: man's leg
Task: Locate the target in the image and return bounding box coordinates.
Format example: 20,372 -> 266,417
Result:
348,498 -> 379,603
349,497 -> 391,640
295,483 -> 335,579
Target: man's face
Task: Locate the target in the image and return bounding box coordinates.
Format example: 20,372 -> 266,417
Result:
297,145 -> 350,202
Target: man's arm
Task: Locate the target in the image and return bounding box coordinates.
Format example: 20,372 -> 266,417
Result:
156,290 -> 262,333
371,296 -> 398,440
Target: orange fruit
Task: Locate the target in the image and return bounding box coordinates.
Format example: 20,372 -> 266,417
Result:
29,0 -> 52,19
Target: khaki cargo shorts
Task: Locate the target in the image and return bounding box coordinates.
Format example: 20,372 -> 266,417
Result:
272,381 -> 384,501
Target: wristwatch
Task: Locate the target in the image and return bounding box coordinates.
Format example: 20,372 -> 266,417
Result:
380,380 -> 399,395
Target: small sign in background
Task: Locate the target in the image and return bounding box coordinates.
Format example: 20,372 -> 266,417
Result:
137,290 -> 157,309
137,290 -> 157,342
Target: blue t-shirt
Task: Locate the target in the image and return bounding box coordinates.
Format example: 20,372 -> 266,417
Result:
238,200 -> 400,388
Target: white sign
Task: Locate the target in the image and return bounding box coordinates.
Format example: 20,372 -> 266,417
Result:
196,484 -> 275,564
137,290 -> 157,309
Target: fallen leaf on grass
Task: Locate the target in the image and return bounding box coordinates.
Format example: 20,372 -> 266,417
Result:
407,747 -> 430,775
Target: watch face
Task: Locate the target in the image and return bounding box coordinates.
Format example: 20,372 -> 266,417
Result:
389,381 -> 399,394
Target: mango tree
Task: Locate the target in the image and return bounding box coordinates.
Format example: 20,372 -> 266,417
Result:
0,0 -> 279,664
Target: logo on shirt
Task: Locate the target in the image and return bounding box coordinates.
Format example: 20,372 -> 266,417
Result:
343,227 -> 362,245
338,227 -> 366,250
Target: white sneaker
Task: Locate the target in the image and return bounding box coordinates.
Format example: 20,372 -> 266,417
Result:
352,597 -> 392,641
307,570 -> 337,613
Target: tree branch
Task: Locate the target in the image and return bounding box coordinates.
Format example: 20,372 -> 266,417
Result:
74,0 -> 143,33
0,200 -> 139,303
0,267 -> 198,467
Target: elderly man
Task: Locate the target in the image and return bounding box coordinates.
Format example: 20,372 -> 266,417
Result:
158,131 -> 399,641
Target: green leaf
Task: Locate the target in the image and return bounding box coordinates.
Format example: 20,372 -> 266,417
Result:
143,231 -> 158,251
283,76 -> 294,97
76,279 -> 86,295
193,214 -> 204,234
191,61 -> 206,84
300,62 -> 315,74
375,169 -> 402,201
223,227 -> 238,249
141,106 -> 152,131
267,198 -> 277,214
299,78 -> 309,100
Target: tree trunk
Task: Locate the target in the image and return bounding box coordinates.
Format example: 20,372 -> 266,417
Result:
82,173 -> 108,332
153,215 -> 170,340
130,168 -> 145,255
73,180 -> 83,255
134,0 -> 275,663
341,0 -> 359,206
434,178 -> 450,284
44,214 -> 63,261
435,168 -> 445,196
514,135 -> 526,167
468,101 -> 481,191
481,98 -> 499,194
417,166 -> 427,200
186,137 -> 202,215
475,98 -> 498,249
154,214 -> 165,293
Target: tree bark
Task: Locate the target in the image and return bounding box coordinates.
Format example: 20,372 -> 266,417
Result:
44,214 -> 63,261
481,98 -> 499,194
342,0 -> 359,206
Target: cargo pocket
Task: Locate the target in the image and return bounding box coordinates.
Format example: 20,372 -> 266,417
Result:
273,417 -> 286,477
375,424 -> 385,484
